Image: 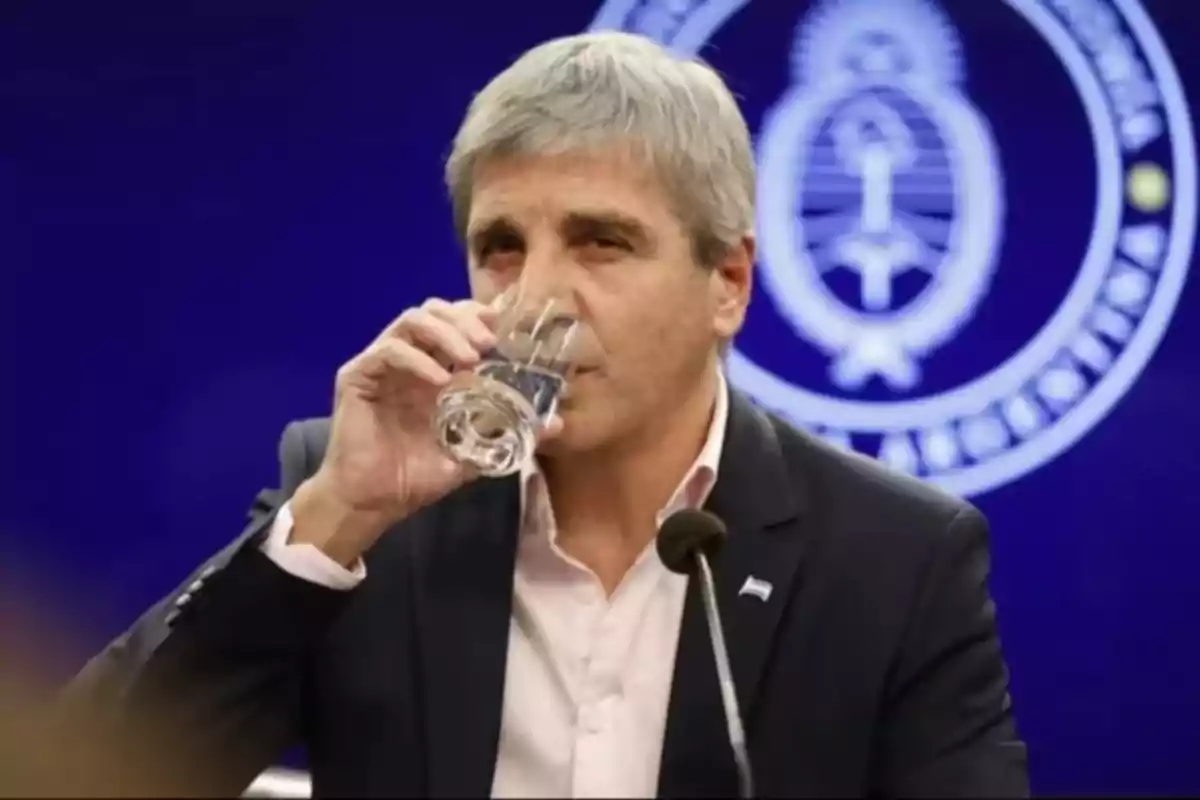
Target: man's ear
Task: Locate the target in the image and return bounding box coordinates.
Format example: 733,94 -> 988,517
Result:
711,234 -> 754,340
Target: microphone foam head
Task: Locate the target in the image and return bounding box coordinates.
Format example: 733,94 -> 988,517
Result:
656,508 -> 728,576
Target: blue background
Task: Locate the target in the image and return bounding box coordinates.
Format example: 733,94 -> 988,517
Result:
4,0 -> 1197,794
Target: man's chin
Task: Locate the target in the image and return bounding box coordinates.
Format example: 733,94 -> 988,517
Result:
535,433 -> 579,459
535,415 -> 607,458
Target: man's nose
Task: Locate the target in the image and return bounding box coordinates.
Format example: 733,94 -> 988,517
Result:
513,249 -> 576,314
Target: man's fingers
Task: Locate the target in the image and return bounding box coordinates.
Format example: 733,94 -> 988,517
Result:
345,297 -> 508,398
424,299 -> 499,351
394,308 -> 482,366
354,338 -> 453,388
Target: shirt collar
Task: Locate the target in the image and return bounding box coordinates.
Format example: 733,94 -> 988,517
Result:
519,368 -> 730,531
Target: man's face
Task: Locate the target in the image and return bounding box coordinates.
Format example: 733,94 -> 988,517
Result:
464,148 -> 751,454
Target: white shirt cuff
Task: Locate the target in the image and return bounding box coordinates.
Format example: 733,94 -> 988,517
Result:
259,501 -> 366,590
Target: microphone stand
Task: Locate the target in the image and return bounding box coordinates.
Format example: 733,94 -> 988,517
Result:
695,549 -> 755,799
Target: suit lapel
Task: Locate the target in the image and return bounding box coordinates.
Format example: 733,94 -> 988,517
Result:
413,476 -> 521,798
658,391 -> 810,797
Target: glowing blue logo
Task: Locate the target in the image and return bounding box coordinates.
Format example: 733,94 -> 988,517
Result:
591,0 -> 1196,497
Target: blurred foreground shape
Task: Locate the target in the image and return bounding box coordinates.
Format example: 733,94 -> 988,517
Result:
0,574 -> 310,798
0,578 -> 211,797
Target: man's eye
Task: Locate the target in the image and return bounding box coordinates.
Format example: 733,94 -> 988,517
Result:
588,235 -> 629,251
479,236 -> 523,260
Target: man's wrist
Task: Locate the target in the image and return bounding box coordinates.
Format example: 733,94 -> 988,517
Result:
288,476 -> 394,568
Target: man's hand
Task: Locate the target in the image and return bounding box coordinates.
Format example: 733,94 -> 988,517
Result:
290,297 -> 560,567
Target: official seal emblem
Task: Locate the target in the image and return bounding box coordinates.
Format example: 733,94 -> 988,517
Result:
590,0 -> 1195,497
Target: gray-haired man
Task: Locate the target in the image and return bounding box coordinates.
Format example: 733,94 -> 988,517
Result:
72,32 -> 1028,798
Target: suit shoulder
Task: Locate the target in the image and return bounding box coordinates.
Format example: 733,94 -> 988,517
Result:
766,412 -> 978,535
280,418 -> 332,460
286,417 -> 332,455
278,417 -> 332,493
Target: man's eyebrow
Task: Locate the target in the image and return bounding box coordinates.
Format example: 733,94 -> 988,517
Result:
466,216 -> 523,249
561,211 -> 652,243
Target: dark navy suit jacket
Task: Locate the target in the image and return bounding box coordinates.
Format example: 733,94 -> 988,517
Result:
70,390 -> 1028,797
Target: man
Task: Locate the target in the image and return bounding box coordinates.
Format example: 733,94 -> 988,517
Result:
70,31 -> 1028,798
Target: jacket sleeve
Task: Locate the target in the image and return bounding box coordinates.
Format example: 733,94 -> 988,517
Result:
61,420 -> 350,796
873,507 -> 1030,798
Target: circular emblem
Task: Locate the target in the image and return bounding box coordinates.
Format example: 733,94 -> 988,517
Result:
590,0 -> 1196,497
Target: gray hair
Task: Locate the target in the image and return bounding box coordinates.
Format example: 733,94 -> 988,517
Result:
445,31 -> 755,267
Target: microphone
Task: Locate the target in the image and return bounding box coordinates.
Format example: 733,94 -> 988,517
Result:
657,509 -> 755,799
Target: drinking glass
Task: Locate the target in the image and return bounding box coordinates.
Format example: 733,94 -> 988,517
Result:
433,291 -> 587,477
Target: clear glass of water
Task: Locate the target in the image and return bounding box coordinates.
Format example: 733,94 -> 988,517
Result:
433,292 -> 586,477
